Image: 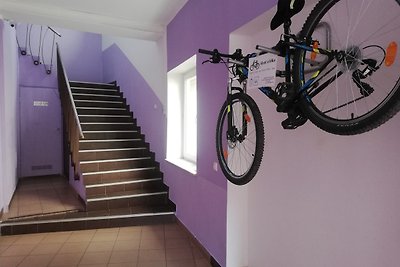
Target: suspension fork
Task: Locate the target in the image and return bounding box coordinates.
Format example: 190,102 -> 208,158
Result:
226,77 -> 249,141
226,78 -> 235,140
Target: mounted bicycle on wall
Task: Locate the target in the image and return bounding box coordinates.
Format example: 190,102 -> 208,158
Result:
199,0 -> 400,185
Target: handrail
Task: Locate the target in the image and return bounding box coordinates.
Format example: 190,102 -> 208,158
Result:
57,43 -> 84,180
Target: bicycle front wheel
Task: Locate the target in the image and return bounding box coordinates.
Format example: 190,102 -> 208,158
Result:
216,93 -> 264,185
294,0 -> 400,135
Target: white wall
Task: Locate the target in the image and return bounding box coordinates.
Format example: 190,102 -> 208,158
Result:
102,34 -> 168,110
0,20 -> 19,213
228,2 -> 400,267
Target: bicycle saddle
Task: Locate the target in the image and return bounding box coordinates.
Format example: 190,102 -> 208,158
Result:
270,0 -> 305,30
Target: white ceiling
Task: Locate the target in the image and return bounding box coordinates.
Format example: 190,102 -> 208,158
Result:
0,0 -> 188,40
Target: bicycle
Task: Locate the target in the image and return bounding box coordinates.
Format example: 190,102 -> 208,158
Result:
199,0 -> 400,185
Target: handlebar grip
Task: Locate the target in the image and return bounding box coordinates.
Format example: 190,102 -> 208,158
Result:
198,48 -> 216,55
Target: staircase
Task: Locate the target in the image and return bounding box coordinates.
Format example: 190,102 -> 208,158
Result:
0,81 -> 175,235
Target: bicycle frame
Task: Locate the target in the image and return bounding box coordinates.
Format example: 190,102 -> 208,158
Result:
255,21 -> 337,105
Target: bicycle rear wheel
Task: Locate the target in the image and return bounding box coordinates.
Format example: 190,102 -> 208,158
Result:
216,93 -> 264,185
293,0 -> 400,135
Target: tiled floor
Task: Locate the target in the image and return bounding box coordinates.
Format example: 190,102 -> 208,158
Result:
1,176 -> 83,220
0,223 -> 212,267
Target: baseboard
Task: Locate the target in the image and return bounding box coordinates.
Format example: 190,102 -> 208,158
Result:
176,219 -> 222,267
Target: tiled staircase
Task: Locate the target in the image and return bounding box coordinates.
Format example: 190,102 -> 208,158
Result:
0,81 -> 175,235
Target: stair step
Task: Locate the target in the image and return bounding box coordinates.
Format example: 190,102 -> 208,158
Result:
81,130 -> 141,140
80,157 -> 154,173
79,139 -> 145,150
79,115 -> 133,123
73,93 -> 122,102
71,87 -> 120,96
83,167 -> 156,176
75,100 -> 126,109
77,107 -> 131,116
86,188 -> 169,211
85,178 -> 164,198
70,81 -> 117,89
86,178 -> 162,188
81,122 -> 137,131
0,206 -> 176,235
79,148 -> 151,161
82,168 -> 162,184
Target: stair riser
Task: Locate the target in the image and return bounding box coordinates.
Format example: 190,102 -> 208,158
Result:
71,89 -> 120,96
81,124 -> 137,131
80,159 -> 154,173
1,215 -> 176,235
79,116 -> 134,123
70,82 -> 117,89
86,194 -> 169,211
73,94 -> 123,102
85,181 -> 165,197
77,109 -> 131,116
79,149 -> 152,161
81,131 -> 142,140
79,140 -> 146,150
83,169 -> 162,184
75,101 -> 126,109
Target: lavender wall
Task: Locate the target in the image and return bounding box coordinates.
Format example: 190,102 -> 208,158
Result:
102,44 -> 166,164
16,24 -> 103,195
167,1 -> 276,266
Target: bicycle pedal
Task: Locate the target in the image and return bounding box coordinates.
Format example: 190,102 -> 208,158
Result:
281,111 -> 308,130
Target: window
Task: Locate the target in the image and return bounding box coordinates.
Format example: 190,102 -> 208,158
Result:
167,55 -> 197,174
183,72 -> 197,162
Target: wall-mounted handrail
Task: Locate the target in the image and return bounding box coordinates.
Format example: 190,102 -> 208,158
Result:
57,43 -> 84,179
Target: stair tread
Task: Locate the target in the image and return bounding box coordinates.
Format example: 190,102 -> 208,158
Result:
2,205 -> 175,224
87,187 -> 168,201
85,177 -> 162,187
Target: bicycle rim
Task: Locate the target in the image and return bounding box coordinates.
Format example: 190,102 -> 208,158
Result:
295,0 -> 400,134
216,93 -> 264,185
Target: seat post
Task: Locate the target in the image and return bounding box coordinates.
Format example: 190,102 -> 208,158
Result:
284,19 -> 292,83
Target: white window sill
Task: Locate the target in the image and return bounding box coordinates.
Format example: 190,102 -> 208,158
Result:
166,158 -> 197,175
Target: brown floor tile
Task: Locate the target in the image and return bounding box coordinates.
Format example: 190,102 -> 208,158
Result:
30,242 -> 63,255
79,251 -> 111,265
167,259 -> 196,267
86,241 -> 115,252
138,249 -> 165,262
113,239 -> 140,251
18,254 -> 54,267
91,231 -> 118,242
67,231 -> 96,243
109,250 -> 139,263
14,233 -> 45,245
137,261 -> 166,267
108,263 -> 138,267
0,235 -> 19,246
166,248 -> 193,261
59,242 -> 89,254
195,258 -> 212,267
140,237 -> 165,250
40,232 -> 72,243
49,252 -> 83,266
0,255 -> 25,267
165,238 -> 191,249
1,244 -> 36,256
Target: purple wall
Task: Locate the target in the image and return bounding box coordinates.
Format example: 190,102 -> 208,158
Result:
16,24 -> 103,196
102,44 -> 166,164
18,24 -> 103,87
167,1 -> 276,266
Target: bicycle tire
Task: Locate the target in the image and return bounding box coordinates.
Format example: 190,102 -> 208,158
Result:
216,93 -> 264,185
293,0 -> 400,135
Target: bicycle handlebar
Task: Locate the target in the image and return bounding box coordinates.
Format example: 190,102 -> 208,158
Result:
198,48 -> 232,58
